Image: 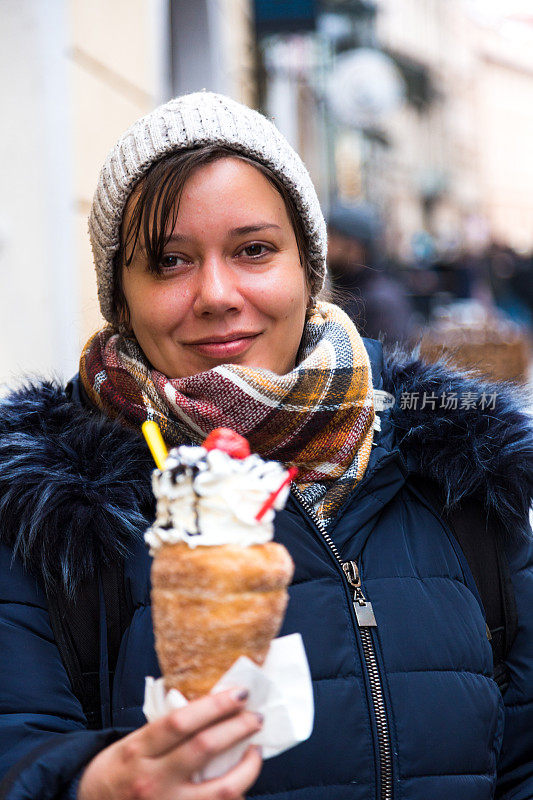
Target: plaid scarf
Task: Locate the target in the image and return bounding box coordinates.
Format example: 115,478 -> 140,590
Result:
79,302 -> 374,527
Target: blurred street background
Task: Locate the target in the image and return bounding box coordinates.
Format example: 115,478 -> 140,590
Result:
1,0 -> 532,387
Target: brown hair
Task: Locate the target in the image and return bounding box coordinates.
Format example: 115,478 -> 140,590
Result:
113,145 -> 312,325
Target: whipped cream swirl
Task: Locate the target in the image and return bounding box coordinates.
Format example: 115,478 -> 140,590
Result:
145,445 -> 291,551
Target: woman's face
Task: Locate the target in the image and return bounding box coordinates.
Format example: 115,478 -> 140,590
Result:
121,157 -> 309,379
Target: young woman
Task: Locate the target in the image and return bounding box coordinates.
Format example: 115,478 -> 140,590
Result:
0,92 -> 532,800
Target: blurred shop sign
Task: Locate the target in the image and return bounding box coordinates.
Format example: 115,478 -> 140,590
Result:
253,0 -> 318,35
253,0 -> 378,37
320,0 -> 377,17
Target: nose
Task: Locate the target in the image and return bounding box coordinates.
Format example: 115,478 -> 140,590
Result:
192,254 -> 244,317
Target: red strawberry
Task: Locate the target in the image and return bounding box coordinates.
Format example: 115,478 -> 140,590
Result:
202,428 -> 251,459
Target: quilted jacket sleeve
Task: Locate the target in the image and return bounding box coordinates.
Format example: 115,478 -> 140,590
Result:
0,545 -> 131,800
495,524 -> 533,799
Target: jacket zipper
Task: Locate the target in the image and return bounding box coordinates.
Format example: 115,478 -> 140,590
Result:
291,488 -> 393,800
342,560 -> 393,800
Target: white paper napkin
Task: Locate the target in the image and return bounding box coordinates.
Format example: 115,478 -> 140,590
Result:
143,633 -> 314,781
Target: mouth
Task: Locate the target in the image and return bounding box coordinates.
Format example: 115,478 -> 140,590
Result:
184,332 -> 261,359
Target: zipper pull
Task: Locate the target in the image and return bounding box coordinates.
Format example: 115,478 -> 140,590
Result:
342,561 -> 377,627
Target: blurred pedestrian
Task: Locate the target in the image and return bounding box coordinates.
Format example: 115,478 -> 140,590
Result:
327,200 -> 415,344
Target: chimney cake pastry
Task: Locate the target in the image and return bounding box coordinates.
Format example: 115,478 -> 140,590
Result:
145,429 -> 295,699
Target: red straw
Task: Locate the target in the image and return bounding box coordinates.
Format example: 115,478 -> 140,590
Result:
255,467 -> 298,522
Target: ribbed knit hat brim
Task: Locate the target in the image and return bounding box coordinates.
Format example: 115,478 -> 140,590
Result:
89,91 -> 327,324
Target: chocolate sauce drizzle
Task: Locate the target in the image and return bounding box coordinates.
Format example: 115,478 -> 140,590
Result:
169,458 -> 207,536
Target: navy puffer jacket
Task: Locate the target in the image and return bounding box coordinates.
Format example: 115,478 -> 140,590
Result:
0,341 -> 532,800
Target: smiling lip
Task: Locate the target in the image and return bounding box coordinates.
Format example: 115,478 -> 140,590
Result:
184,333 -> 260,358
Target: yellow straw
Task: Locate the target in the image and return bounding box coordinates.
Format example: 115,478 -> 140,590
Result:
142,421 -> 168,470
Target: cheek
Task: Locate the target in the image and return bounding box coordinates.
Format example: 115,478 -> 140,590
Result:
279,294 -> 305,323
250,267 -> 307,316
262,294 -> 305,327
129,295 -> 161,332
281,278 -> 309,321
127,284 -> 188,334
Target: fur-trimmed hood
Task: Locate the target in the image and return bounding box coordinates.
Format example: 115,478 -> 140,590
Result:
0,347 -> 531,595
382,348 -> 533,537
0,381 -> 155,596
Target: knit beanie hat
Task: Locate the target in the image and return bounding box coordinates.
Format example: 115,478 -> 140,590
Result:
89,91 -> 327,324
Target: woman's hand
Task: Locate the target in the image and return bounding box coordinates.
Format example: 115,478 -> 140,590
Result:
77,688 -> 263,800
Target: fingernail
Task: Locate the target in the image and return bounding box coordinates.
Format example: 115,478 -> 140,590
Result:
232,688 -> 249,702
254,712 -> 264,725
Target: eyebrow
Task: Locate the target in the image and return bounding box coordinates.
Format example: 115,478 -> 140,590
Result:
163,223 -> 282,244
230,223 -> 282,236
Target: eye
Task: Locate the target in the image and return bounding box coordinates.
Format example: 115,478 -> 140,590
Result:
240,243 -> 270,258
158,253 -> 188,270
